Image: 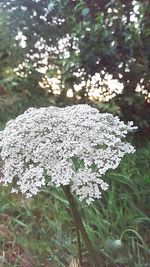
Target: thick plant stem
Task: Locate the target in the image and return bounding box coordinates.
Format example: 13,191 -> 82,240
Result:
74,214 -> 82,266
63,185 -> 102,267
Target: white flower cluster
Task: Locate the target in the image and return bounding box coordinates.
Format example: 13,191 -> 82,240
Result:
0,105 -> 137,204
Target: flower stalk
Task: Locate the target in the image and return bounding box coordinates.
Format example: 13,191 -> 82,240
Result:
63,185 -> 102,267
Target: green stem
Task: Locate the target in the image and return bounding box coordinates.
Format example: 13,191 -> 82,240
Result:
74,215 -> 82,266
63,185 -> 102,267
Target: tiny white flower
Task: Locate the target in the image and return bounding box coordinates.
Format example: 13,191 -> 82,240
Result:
11,188 -> 19,194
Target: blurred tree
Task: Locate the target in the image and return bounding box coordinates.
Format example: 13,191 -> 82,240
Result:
0,0 -> 150,138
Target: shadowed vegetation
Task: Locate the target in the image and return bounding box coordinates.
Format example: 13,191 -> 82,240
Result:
0,0 -> 150,266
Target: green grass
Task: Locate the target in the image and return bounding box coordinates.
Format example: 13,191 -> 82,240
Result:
82,143 -> 150,266
0,121 -> 150,266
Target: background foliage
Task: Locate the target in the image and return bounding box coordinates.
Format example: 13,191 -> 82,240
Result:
0,0 -> 150,266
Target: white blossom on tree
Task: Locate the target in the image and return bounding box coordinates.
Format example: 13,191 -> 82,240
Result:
0,105 -> 137,203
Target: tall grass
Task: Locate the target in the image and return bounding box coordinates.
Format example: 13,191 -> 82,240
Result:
0,132 -> 150,266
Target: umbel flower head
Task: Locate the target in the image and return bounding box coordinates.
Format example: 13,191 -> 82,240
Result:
0,105 -> 137,204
